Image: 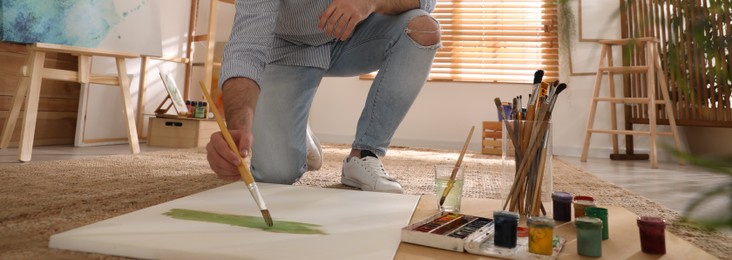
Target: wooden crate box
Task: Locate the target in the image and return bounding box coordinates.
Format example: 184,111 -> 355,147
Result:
147,117 -> 218,148
481,121 -> 514,156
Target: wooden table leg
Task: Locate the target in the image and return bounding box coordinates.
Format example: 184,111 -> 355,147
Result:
0,77 -> 29,149
18,51 -> 47,162
115,57 -> 141,154
136,56 -> 149,139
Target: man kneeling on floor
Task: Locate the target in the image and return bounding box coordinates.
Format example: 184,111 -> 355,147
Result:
205,0 -> 441,194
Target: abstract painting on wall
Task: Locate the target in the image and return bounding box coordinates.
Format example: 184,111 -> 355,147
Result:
0,0 -> 161,56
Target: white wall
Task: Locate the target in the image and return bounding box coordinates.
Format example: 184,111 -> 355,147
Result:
307,0 -> 680,161
148,0 -> 694,160
134,0 -> 205,136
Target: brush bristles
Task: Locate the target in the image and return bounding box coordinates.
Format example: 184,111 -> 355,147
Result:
533,70 -> 544,84
261,210 -> 273,227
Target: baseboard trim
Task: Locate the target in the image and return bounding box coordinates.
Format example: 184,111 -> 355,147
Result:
315,133 -> 680,162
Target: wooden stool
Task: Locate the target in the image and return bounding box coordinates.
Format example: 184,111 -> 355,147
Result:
0,43 -> 141,162
580,37 -> 682,168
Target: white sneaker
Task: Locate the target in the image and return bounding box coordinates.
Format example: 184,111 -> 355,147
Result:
306,124 -> 323,171
341,154 -> 404,194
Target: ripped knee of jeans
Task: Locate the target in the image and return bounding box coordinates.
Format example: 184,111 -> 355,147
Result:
405,15 -> 441,47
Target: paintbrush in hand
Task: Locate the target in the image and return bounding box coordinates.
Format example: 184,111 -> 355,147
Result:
199,81 -> 273,227
439,125 -> 475,206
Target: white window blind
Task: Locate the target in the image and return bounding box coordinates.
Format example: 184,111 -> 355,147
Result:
363,0 -> 559,84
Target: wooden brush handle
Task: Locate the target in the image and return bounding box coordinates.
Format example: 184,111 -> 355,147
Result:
199,81 -> 255,185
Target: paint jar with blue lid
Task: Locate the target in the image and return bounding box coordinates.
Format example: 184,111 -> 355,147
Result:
528,216 -> 554,255
493,210 -> 519,248
575,216 -> 603,257
585,207 -> 609,240
551,191 -> 572,222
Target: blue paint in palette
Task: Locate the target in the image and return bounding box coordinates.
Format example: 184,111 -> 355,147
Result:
448,217 -> 493,239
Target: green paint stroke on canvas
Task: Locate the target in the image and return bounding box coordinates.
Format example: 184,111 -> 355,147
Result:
163,209 -> 327,235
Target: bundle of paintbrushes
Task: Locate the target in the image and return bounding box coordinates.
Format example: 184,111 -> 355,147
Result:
495,70 -> 568,216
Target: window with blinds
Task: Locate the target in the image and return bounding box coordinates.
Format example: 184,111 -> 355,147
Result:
363,0 -> 559,84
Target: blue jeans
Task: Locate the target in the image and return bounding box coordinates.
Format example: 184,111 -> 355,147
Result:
250,9 -> 439,184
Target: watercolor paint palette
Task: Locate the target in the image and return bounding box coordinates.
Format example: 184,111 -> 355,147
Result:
401,212 -> 565,259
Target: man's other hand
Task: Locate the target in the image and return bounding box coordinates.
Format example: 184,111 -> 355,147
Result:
319,0 -> 376,41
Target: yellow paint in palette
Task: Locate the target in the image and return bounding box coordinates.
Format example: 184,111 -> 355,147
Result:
528,216 -> 554,255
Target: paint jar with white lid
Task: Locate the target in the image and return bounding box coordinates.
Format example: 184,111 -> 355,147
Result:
575,216 -> 603,257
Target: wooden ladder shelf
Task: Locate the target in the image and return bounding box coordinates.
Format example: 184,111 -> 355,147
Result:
580,37 -> 683,168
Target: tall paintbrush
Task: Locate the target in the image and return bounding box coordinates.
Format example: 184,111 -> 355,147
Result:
439,125 -> 475,206
199,81 -> 273,227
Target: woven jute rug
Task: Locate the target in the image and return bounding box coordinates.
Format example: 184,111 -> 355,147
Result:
0,144 -> 729,259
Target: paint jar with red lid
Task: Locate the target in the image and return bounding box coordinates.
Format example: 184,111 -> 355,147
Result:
573,195 -> 595,218
551,191 -> 572,221
637,216 -> 666,254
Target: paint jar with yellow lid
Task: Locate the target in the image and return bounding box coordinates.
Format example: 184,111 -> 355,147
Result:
528,216 -> 554,255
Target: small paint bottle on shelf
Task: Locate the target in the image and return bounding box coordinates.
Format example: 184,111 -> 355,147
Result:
575,216 -> 603,257
551,191 -> 572,222
573,195 -> 595,218
194,101 -> 206,119
637,216 -> 666,254
201,101 -> 208,118
493,210 -> 519,248
528,216 -> 554,256
185,100 -> 193,117
585,207 -> 609,240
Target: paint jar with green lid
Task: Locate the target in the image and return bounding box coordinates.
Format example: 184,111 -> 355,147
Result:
585,207 -> 609,240
493,210 -> 519,248
575,216 -> 603,257
637,216 -> 666,254
528,216 -> 554,256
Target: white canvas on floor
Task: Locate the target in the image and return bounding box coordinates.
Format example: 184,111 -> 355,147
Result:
49,183 -> 420,260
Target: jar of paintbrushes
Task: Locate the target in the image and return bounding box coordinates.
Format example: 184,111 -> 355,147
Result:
500,119 -> 553,217
494,71 -> 567,218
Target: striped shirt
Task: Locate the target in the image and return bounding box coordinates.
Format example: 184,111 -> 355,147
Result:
219,0 -> 436,89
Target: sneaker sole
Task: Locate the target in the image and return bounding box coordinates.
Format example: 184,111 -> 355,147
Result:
306,124 -> 323,171
340,176 -> 372,191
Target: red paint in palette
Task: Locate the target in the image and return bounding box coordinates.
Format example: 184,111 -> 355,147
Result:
414,213 -> 466,234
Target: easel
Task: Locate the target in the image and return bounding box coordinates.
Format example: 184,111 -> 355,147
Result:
0,43 -> 141,162
136,0 -> 234,138
154,95 -> 178,116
